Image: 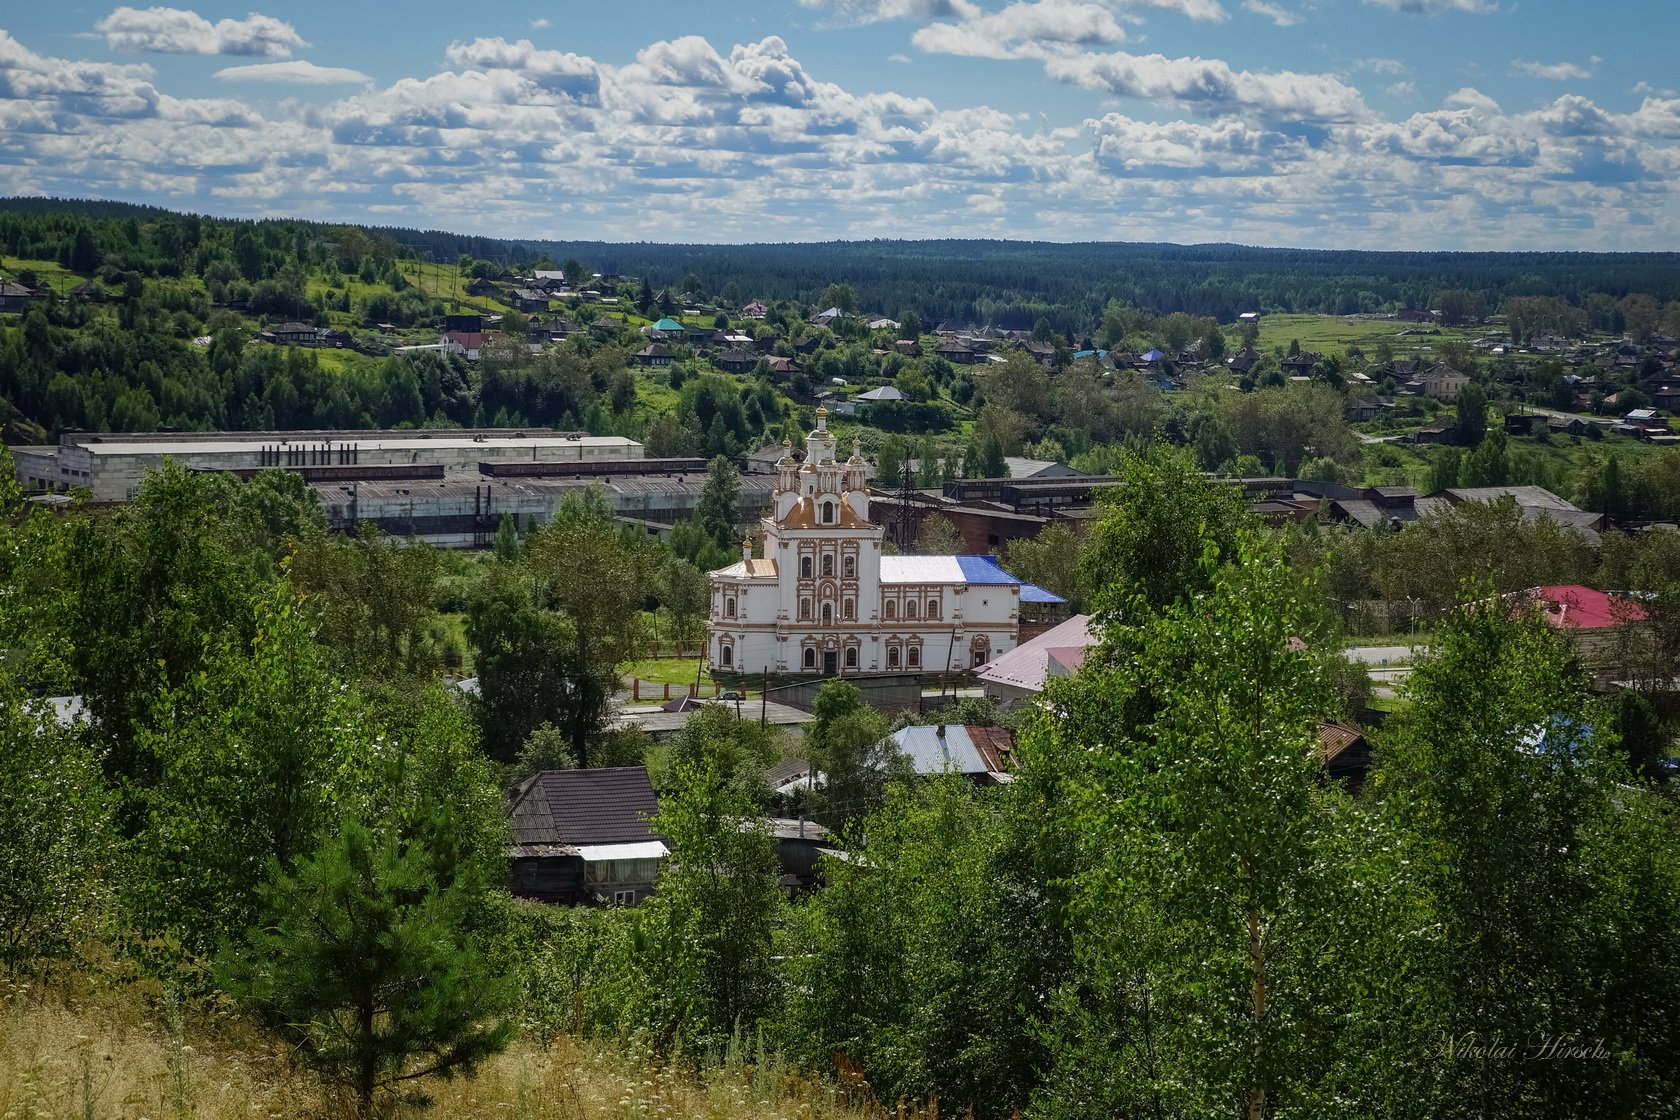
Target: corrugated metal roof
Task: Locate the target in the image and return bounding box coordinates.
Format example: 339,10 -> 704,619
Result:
975,614 -> 1094,693
889,724 -> 1015,776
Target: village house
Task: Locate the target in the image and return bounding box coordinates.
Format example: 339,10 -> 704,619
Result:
261,322 -> 351,349
509,288 -> 551,313
0,281 -> 38,313
507,766 -> 667,906
634,342 -> 675,367
706,408 -> 1062,676
1413,362 -> 1470,401
878,723 -> 1017,785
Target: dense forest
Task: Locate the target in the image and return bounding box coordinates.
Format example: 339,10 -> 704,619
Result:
9,196 -> 1680,328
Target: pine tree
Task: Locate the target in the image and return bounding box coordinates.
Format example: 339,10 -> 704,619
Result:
221,804 -> 515,1118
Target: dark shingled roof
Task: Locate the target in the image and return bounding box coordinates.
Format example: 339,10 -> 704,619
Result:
509,766 -> 660,847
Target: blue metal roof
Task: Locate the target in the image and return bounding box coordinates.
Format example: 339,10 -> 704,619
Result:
954,555 -> 1067,604
955,555 -> 1019,584
652,317 -> 683,331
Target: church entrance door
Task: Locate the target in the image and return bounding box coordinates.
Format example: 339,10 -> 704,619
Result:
823,650 -> 838,675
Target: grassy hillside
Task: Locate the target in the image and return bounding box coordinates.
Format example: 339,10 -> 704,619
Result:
0,981 -> 886,1120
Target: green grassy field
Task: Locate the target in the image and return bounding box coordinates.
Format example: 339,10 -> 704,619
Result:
620,655 -> 710,691
1257,313 -> 1479,358
1359,427 -> 1670,490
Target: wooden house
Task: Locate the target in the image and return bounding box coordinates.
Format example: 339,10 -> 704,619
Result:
508,767 -> 667,906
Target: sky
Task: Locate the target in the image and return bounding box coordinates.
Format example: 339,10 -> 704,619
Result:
1,2 -> 1677,250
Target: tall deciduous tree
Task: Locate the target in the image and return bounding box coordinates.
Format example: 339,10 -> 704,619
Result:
635,760 -> 783,1052
1079,446 -> 1251,619
1036,536 -> 1351,1116
524,486 -> 655,762
287,523 -> 443,683
0,688 -> 113,972
1372,593 -> 1680,1115
128,591 -> 377,954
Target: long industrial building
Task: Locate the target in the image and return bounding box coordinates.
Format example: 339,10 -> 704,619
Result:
11,428 -> 644,503
8,427 -> 782,547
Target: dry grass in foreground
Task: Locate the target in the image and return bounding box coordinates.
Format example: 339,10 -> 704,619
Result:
1,978 -> 930,1120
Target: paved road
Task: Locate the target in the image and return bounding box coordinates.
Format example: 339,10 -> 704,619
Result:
1344,644 -> 1422,666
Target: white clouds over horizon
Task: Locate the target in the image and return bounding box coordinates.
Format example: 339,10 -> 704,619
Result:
0,12 -> 1673,250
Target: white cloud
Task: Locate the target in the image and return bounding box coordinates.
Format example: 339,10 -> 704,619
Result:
5,25 -> 1680,250
214,60 -> 372,85
1444,86 -> 1500,112
1361,0 -> 1496,12
1044,48 -> 1368,122
1131,0 -> 1229,21
1386,81 -> 1415,98
796,0 -> 979,25
94,7 -> 307,57
1365,58 -> 1406,76
912,1 -> 1128,60
444,37 -> 602,99
1511,58 -> 1595,81
1242,1 -> 1300,26
530,18 -> 551,30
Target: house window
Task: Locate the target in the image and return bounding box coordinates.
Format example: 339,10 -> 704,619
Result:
725,597 -> 736,619
843,598 -> 855,621
822,602 -> 833,625
804,647 -> 817,669
613,889 -> 636,906
720,642 -> 733,667
801,556 -> 813,579
907,646 -> 921,668
888,647 -> 901,669
884,600 -> 896,620
927,598 -> 940,618
845,647 -> 858,668
843,556 -> 855,578
822,554 -> 834,577
801,598 -> 812,620
906,599 -> 918,620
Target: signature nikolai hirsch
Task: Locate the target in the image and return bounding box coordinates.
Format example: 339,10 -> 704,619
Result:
1436,1032 -> 1612,1062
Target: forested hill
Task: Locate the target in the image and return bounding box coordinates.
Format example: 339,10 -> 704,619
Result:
6,197 -> 1680,326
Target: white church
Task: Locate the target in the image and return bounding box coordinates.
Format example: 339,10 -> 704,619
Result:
706,408 -> 1063,676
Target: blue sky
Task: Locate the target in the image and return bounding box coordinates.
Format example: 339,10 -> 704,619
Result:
1,2 -> 1676,248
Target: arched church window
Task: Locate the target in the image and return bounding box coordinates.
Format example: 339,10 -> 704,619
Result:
887,647 -> 901,669
822,602 -> 833,625
804,647 -> 817,669
885,600 -> 896,620
845,647 -> 858,668
800,556 -> 813,579
906,599 -> 918,620
843,556 -> 856,578
822,554 -> 834,577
